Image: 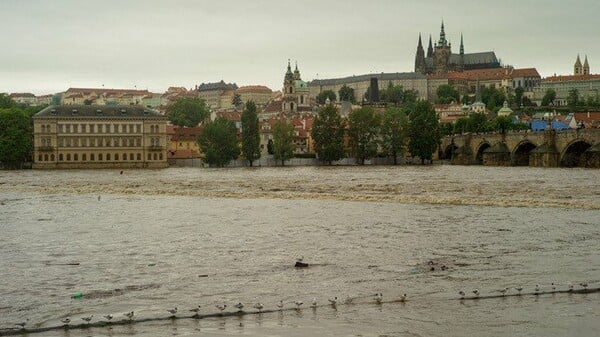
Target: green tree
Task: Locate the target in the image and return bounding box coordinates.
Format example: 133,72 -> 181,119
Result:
198,117 -> 240,167
489,116 -> 513,133
567,88 -> 580,110
408,101 -> 440,164
0,108 -> 32,168
514,87 -> 524,107
481,87 -> 506,110
167,97 -> 209,127
272,119 -> 296,166
436,84 -> 460,104
541,88 -> 556,106
347,107 -> 380,164
386,84 -> 404,105
380,107 -> 409,165
311,104 -> 345,165
468,112 -> 489,133
453,116 -> 469,134
402,89 -> 418,105
231,93 -> 242,109
0,93 -> 16,109
240,101 -> 261,166
338,85 -> 356,103
316,90 -> 336,104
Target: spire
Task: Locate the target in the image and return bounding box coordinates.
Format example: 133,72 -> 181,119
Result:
293,61 -> 301,80
427,35 -> 433,57
438,20 -> 447,47
418,33 -> 423,48
285,59 -> 294,82
415,33 -> 426,73
575,54 -> 582,66
574,54 -> 583,75
583,55 -> 590,74
460,33 -> 464,55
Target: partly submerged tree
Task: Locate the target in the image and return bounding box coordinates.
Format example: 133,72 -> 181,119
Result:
167,97 -> 209,127
408,101 -> 440,164
0,108 -> 33,168
197,117 -> 239,167
347,107 -> 380,164
241,101 -> 261,166
311,104 -> 345,165
380,107 -> 409,165
272,119 -> 296,166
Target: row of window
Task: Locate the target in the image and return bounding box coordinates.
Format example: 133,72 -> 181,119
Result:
37,152 -> 164,162
56,137 -> 146,148
42,123 -> 162,134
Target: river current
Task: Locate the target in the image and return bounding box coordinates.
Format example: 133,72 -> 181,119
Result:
0,166 -> 599,336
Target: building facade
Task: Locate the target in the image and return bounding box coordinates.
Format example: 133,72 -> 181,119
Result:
197,81 -> 238,110
283,61 -> 311,114
33,105 -> 168,169
61,88 -> 152,106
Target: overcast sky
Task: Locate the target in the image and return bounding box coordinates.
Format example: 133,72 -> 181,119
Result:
1,0 -> 599,95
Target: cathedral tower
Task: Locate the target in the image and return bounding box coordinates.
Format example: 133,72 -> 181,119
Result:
427,35 -> 433,58
414,34 -> 426,73
574,55 -> 583,75
434,21 -> 452,74
583,55 -> 590,75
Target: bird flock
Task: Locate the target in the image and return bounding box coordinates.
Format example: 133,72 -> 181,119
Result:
5,281 -> 594,332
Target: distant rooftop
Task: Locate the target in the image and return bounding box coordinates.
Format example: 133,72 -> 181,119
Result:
310,72 -> 426,86
33,105 -> 165,118
197,80 -> 238,91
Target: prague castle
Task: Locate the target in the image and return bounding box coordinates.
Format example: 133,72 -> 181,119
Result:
415,22 -> 500,75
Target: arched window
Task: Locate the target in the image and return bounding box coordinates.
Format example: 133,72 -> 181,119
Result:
82,154 -> 86,161
159,153 -> 163,160
114,153 -> 118,161
74,153 -> 78,161
99,153 -> 103,161
59,154 -> 63,161
107,153 -> 111,160
50,154 -> 55,161
90,153 -> 94,161
122,153 -> 127,160
66,153 -> 71,161
137,153 -> 141,161
44,154 -> 48,161
300,95 -> 304,104
147,153 -> 151,160
38,154 -> 42,161
129,153 -> 134,160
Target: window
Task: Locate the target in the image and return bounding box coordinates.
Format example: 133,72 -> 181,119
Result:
38,154 -> 42,161
90,153 -> 95,161
136,124 -> 141,133
66,153 -> 71,161
129,153 -> 134,160
106,124 -> 111,133
74,153 -> 78,161
98,124 -> 103,133
114,153 -> 118,161
122,153 -> 127,160
98,153 -> 102,161
159,153 -> 163,160
51,154 -> 55,161
89,124 -> 95,133
81,124 -> 86,133
44,154 -> 48,161
82,153 -> 86,161
107,153 -> 111,160
137,153 -> 141,161
59,153 -> 63,161
147,153 -> 151,160
73,124 -> 78,133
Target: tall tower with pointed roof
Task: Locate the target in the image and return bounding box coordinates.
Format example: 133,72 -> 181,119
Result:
282,60 -> 310,115
583,55 -> 590,75
427,35 -> 433,58
574,55 -> 583,75
414,34 -> 426,74
433,21 -> 452,74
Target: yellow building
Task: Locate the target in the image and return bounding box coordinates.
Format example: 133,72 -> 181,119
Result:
32,105 -> 168,169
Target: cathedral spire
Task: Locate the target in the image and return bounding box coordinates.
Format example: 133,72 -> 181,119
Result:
583,55 -> 590,75
438,20 -> 447,47
427,35 -> 433,57
415,33 -> 426,74
293,61 -> 301,80
574,54 -> 583,75
285,59 -> 294,82
418,33 -> 423,48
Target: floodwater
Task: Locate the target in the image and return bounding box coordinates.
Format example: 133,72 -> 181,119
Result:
0,166 -> 599,337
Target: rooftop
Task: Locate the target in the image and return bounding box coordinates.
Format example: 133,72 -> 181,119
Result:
33,105 -> 164,118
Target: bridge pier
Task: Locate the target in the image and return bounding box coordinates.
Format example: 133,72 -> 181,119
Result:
482,142 -> 511,166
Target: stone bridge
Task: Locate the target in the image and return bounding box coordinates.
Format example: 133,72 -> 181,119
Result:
440,128 -> 600,168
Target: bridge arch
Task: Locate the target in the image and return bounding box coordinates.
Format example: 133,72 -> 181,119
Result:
475,142 -> 491,164
560,139 -> 592,167
512,140 -> 537,166
441,143 -> 458,160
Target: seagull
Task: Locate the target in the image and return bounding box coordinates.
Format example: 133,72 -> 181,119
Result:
580,282 -> 588,290
375,293 -> 383,304
167,307 -> 178,316
499,287 -> 508,296
81,315 -> 93,323
294,300 -> 303,309
534,284 -> 540,294
551,283 -> 556,291
189,306 -> 201,314
253,303 -> 264,312
399,293 -> 407,302
472,289 -> 479,298
234,302 -> 244,311
568,282 -> 574,292
60,318 -> 71,325
104,314 -> 113,321
328,297 -> 338,306
297,256 -> 304,262
276,300 -> 284,310
215,304 -> 227,312
458,290 -> 465,299
124,311 -> 134,320
310,298 -> 318,308
515,287 -> 523,295
15,319 -> 28,329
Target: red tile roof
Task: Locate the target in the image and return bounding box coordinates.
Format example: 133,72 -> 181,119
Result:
66,87 -> 150,95
236,85 -> 272,93
512,68 -> 540,78
216,111 -> 241,121
263,99 -> 282,113
544,74 -> 600,82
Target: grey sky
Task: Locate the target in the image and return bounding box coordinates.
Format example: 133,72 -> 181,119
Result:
1,0 -> 599,95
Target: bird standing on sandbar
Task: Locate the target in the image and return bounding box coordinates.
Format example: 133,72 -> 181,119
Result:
276,300 -> 284,310
234,302 -> 244,311
15,319 -> 28,329
515,287 -> 523,295
81,315 -> 93,323
310,298 -> 317,308
375,293 -> 383,304
580,282 -> 588,290
458,290 -> 465,299
167,307 -> 177,317
499,288 -> 508,296
294,300 -> 303,309
190,306 -> 201,314
472,289 -> 479,298
216,304 -> 227,312
124,311 -> 134,320
551,283 -> 556,291
104,314 -> 113,321
253,303 -> 264,312
328,297 -> 338,306
399,293 -> 407,302
568,282 -> 574,292
60,318 -> 71,325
